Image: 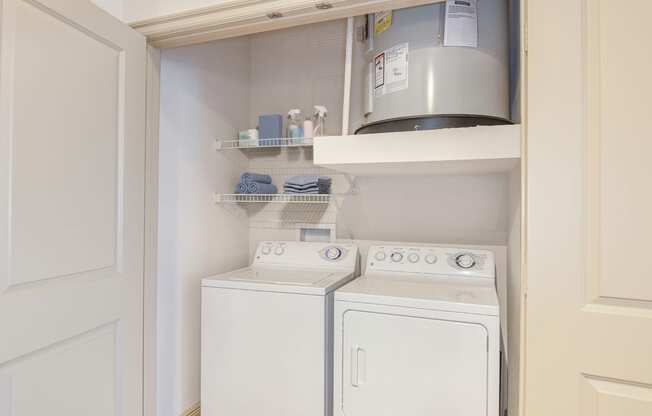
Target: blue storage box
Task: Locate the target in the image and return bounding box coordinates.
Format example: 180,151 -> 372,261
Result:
258,114 -> 283,146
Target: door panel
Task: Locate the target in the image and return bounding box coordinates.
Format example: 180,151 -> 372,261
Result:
1,323 -> 118,416
526,0 -> 652,414
588,0 -> 652,303
342,310 -> 488,416
0,0 -> 146,414
9,0 -> 121,285
581,376 -> 652,416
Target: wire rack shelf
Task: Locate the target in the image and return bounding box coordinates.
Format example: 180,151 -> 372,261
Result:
214,193 -> 332,204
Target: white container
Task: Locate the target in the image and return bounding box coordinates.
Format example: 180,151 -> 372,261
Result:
247,128 -> 259,146
303,119 -> 314,138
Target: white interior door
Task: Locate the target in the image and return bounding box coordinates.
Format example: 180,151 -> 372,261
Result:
341,310 -> 488,416
526,0 -> 652,414
0,0 -> 146,415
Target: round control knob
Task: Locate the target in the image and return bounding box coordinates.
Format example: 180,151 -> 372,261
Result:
325,246 -> 343,260
425,254 -> 438,264
455,253 -> 476,269
374,251 -> 387,261
261,246 -> 272,255
408,253 -> 420,263
390,252 -> 403,262
274,246 -> 285,256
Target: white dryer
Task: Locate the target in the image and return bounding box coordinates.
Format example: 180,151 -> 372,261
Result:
201,241 -> 359,416
333,244 -> 500,416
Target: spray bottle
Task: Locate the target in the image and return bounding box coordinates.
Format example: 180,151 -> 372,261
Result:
313,105 -> 328,136
286,109 -> 304,144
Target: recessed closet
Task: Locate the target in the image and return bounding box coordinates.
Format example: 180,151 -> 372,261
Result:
153,2 -> 523,415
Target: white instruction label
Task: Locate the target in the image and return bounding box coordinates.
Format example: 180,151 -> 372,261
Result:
374,42 -> 408,97
444,0 -> 478,48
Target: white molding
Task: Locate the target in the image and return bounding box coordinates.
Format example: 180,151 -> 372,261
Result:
143,45 -> 161,416
131,0 -> 440,48
517,0 -> 527,412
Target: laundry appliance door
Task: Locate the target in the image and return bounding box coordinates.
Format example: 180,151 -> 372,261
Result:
341,309 -> 488,416
201,286 -> 330,416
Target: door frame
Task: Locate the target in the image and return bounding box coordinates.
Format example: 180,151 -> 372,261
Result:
144,45 -> 161,416
130,0 -> 438,48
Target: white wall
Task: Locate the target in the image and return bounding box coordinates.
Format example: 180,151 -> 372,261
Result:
240,21 -> 510,251
92,0 -> 210,23
93,0 -> 236,23
248,20 -> 346,135
126,0 -> 230,23
91,0 -> 124,20
337,174 -> 509,245
157,38 -> 251,416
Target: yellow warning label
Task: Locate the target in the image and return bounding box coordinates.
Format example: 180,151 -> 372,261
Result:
374,11 -> 392,35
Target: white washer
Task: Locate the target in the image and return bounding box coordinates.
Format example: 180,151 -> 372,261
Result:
333,244 -> 500,416
201,241 -> 359,416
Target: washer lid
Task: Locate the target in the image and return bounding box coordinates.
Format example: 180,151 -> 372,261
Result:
335,274 -> 499,316
202,266 -> 355,295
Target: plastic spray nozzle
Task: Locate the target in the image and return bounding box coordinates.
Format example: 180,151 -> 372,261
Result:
288,109 -> 302,119
314,105 -> 328,117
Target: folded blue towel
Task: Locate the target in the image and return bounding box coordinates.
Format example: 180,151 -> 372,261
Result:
284,182 -> 318,189
247,182 -> 278,194
284,183 -> 319,190
284,189 -> 320,194
284,185 -> 330,194
241,172 -> 272,184
285,175 -> 321,187
284,186 -> 319,192
284,184 -> 330,194
235,182 -> 248,194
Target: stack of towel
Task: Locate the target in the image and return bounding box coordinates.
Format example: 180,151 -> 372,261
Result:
283,175 -> 332,194
235,172 -> 278,194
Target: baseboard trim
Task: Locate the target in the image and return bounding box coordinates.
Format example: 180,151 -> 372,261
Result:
181,403 -> 200,416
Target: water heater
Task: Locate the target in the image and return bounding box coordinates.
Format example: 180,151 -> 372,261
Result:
355,0 -> 509,134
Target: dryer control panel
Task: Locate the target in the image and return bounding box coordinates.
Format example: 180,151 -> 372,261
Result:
366,245 -> 495,279
255,241 -> 359,270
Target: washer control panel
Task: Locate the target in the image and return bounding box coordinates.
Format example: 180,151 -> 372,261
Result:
254,241 -> 358,270
367,245 -> 495,279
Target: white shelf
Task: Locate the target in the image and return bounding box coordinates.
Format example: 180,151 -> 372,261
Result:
216,137 -> 313,150
214,193 -> 332,204
313,125 -> 521,175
